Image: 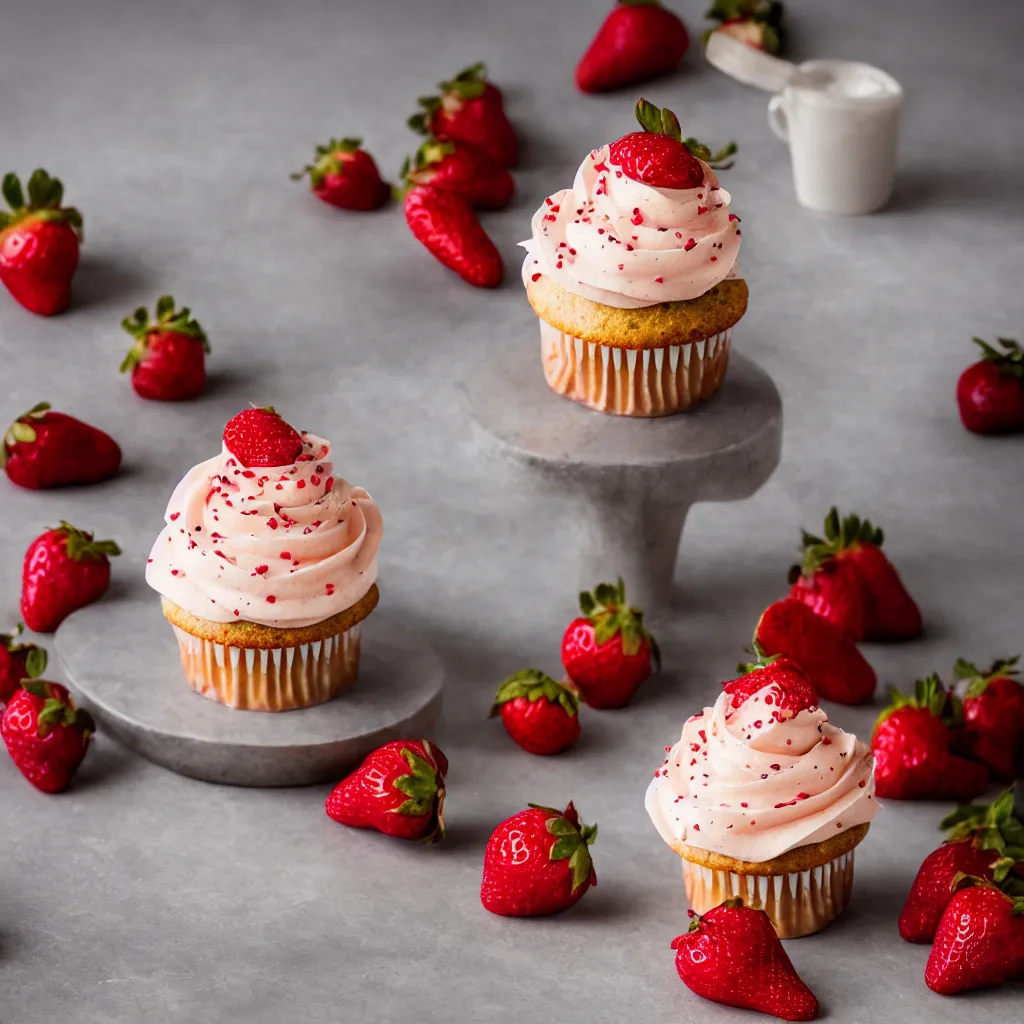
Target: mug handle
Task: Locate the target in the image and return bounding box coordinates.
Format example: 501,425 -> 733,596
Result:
767,95 -> 789,142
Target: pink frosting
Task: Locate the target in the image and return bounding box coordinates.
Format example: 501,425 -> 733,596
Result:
645,684 -> 878,861
145,433 -> 382,629
520,144 -> 742,309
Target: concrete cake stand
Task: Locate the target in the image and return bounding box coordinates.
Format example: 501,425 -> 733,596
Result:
465,346 -> 783,618
55,591 -> 444,787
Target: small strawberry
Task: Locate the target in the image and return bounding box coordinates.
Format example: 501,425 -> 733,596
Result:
608,99 -> 736,189
925,877 -> 1024,995
401,139 -> 514,211
576,1 -> 690,95
956,337 -> 1024,435
120,295 -> 210,402
290,137 -> 390,211
325,739 -> 447,842
672,898 -> 819,1021
1,679 -> 93,793
754,598 -> 876,704
489,669 -> 581,756
872,676 -> 989,801
403,184 -> 503,288
0,169 -> 83,316
222,406 -> 303,468
481,801 -> 597,917
0,624 -> 47,704
955,656 -> 1024,781
2,401 -> 121,490
409,63 -> 518,168
726,652 -> 819,719
561,577 -> 660,709
703,1 -> 786,55
787,555 -> 867,642
21,522 -> 121,634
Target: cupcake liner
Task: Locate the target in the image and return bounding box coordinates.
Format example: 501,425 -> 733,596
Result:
171,624 -> 362,712
681,848 -> 856,938
538,318 -> 732,417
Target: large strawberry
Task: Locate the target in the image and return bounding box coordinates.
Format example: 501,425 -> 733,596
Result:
1,679 -> 93,793
955,656 -> 1024,780
956,337 -> 1024,435
489,669 -> 581,756
0,624 -> 47,704
21,522 -> 121,633
0,169 -> 83,315
291,137 -> 390,211
561,577 -> 659,709
2,402 -> 121,490
576,2 -> 690,95
726,652 -> 819,720
401,139 -> 514,211
120,295 -> 210,401
222,407 -> 303,467
325,739 -> 447,842
672,898 -> 819,1021
704,1 -> 786,55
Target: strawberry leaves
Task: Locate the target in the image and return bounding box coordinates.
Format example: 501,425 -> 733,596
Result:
21,678 -> 94,737
972,337 -> 1024,379
120,295 -> 209,372
1,624 -> 48,679
578,577 -> 659,666
0,170 -> 82,239
799,506 -> 884,574
290,137 -> 363,190
878,674 -> 961,729
55,521 -> 121,563
390,741 -> 446,841
542,802 -> 598,892
955,655 -> 1021,698
1,401 -> 51,468
633,99 -> 737,169
490,669 -> 580,718
942,786 -> 1024,866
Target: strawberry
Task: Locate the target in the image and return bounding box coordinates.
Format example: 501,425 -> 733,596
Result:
797,508 -> 922,641
222,406 -> 303,468
0,624 -> 47,704
956,337 -> 1024,435
403,184 -> 503,288
871,676 -> 989,801
409,63 -> 518,168
401,139 -> 514,211
576,1 -> 690,95
726,652 -> 819,719
703,1 -> 786,55
120,295 -> 210,402
1,679 -> 93,793
955,656 -> 1024,780
2,401 -> 121,490
608,99 -> 736,189
0,169 -> 82,316
787,555 -> 867,642
754,598 -> 876,704
672,898 -> 819,1021
561,577 -> 660,709
480,801 -> 597,917
21,522 -> 121,634
489,669 -> 581,755
925,877 -> 1024,995
325,739 -> 447,842
290,137 -> 390,211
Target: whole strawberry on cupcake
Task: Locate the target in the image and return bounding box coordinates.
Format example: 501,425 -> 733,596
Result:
146,407 -> 383,712
522,99 -> 743,417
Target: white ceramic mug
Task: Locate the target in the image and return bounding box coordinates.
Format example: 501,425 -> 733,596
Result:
768,59 -> 903,215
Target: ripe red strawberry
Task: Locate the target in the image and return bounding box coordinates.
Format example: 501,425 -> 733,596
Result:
409,63 -> 518,168
754,598 -> 876,704
561,577 -> 660,709
403,184 -> 503,288
222,407 -> 303,468
489,669 -> 581,755
608,99 -> 737,189
0,624 -> 47,704
2,402 -> 121,490
1,679 -> 93,792
401,139 -> 514,211
672,898 -> 819,1021
872,676 -> 989,801
0,169 -> 83,316
955,656 -> 1024,780
787,556 -> 867,641
576,1 -> 689,95
120,295 -> 210,401
481,801 -> 597,916
325,739 -> 447,842
725,653 -> 819,720
956,337 -> 1024,435
925,878 -> 1024,995
704,1 -> 786,55
290,137 -> 390,211
21,522 -> 121,634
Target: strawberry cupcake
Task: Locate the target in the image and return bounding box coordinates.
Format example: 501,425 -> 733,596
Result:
521,99 -> 746,417
645,657 -> 878,937
146,408 -> 383,712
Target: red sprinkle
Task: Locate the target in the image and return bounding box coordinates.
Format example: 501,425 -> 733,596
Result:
267,518 -> 278,530
326,584 -> 335,596
630,209 -> 643,225
531,272 -> 541,282
169,512 -> 180,521
266,596 -> 276,604
684,238 -> 697,251
280,552 -> 291,559
654,276 -> 663,283
692,824 -> 700,832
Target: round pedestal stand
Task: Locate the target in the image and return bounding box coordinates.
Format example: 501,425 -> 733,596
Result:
465,346 -> 783,618
55,593 -> 443,787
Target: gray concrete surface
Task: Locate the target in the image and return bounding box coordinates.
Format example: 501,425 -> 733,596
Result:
1,1 -> 1022,1021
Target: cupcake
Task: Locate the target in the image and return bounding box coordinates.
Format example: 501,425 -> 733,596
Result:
146,408 -> 383,712
645,656 -> 878,937
521,99 -> 746,417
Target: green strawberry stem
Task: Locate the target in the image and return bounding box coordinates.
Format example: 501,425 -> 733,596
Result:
579,576 -> 660,668
55,521 -> 121,562
954,655 -> 1021,698
409,62 -> 490,135
536,802 -> 597,893
0,169 -> 83,240
941,786 -> 1024,875
971,337 -> 1024,378
737,637 -> 780,675
21,679 -> 94,737
876,674 -> 962,730
703,1 -> 786,55
391,741 -> 445,842
489,668 -> 579,718
633,99 -> 737,169
949,871 -> 1024,911
798,506 -> 884,575
1,401 -> 51,468
290,137 -> 363,189
120,296 -> 209,373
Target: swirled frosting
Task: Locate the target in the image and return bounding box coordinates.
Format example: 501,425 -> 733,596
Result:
146,433 -> 382,629
520,144 -> 742,309
645,684 -> 877,862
